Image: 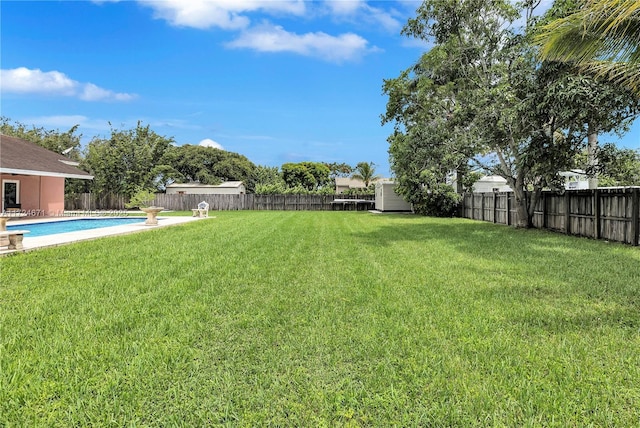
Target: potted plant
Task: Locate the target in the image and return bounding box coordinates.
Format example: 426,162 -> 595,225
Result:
125,188 -> 164,225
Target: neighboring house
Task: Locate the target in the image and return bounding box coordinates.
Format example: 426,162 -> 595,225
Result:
559,169 -> 589,190
375,181 -> 412,212
471,171 -> 590,193
0,134 -> 93,215
166,181 -> 246,195
335,177 -> 384,194
472,175 -> 513,193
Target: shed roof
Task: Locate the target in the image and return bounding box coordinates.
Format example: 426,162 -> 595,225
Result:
0,134 -> 93,179
335,177 -> 386,187
167,181 -> 244,188
477,175 -> 508,183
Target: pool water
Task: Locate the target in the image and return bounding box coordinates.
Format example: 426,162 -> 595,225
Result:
6,217 -> 147,237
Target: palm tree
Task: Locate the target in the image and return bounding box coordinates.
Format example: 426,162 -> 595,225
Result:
535,0 -> 640,93
351,162 -> 381,188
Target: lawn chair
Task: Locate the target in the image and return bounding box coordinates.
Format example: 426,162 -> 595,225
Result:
193,201 -> 209,218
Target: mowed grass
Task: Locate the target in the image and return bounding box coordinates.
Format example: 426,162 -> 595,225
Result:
1,211 -> 639,426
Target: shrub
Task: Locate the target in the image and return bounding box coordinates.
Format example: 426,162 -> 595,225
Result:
412,184 -> 461,217
125,188 -> 157,209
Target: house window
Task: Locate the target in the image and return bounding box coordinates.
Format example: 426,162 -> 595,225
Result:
2,179 -> 20,210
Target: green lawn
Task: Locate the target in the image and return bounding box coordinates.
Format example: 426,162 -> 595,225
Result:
1,211 -> 639,426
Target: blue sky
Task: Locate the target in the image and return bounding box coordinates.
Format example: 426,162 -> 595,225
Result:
1,1 -> 638,177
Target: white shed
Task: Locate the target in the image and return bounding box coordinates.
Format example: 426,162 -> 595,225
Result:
375,181 -> 412,212
166,181 -> 246,195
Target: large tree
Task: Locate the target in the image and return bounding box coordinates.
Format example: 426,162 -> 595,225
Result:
383,0 -> 640,227
82,122 -> 174,197
535,0 -> 640,187
281,161 -> 331,191
326,162 -> 353,179
252,165 -> 287,194
163,144 -> 257,189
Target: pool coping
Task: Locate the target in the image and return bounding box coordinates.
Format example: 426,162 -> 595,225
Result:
0,215 -> 212,255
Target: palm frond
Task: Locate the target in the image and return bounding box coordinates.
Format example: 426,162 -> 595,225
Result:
535,0 -> 640,93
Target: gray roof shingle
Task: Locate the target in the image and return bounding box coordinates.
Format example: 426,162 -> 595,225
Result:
0,134 -> 93,179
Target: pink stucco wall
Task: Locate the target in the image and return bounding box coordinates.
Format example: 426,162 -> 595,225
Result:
40,176 -> 65,215
1,174 -> 65,216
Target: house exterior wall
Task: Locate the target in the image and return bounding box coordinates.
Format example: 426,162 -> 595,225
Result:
40,176 -> 65,215
206,185 -> 245,195
1,174 -> 64,216
375,182 -> 412,211
335,184 -> 351,194
167,187 -> 218,195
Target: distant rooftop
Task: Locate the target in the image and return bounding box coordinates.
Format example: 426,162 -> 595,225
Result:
166,181 -> 244,188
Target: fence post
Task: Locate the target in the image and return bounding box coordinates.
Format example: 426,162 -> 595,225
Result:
471,193 -> 475,219
593,189 -> 600,240
541,192 -> 547,230
506,193 -> 511,226
632,188 -> 639,246
564,191 -> 571,235
481,193 -> 485,221
492,192 -> 497,223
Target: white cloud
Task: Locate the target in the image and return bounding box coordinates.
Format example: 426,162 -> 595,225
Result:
325,0 -> 364,16
90,1 -> 390,62
138,0 -> 306,30
0,67 -> 136,102
199,138 -> 224,150
226,23 -> 375,62
323,0 -> 402,33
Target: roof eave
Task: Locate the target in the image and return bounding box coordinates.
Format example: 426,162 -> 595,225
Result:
0,167 -> 94,180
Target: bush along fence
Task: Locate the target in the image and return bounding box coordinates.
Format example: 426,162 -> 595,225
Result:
66,193 -> 375,212
459,188 -> 640,246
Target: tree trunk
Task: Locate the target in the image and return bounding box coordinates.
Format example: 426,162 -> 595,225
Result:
587,125 -> 598,189
505,174 -> 532,228
513,187 -> 531,228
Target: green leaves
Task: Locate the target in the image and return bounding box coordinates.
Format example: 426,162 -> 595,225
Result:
351,162 -> 380,187
281,162 -> 332,191
124,187 -> 157,209
384,0 -> 640,226
535,0 -> 640,93
83,122 -> 175,197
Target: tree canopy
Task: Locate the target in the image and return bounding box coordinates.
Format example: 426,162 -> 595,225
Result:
281,162 -> 332,191
82,122 -> 175,197
382,0 -> 640,226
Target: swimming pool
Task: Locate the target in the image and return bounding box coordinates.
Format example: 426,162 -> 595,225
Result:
6,217 -> 147,237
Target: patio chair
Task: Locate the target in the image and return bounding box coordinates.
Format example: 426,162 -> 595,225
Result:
193,201 -> 209,218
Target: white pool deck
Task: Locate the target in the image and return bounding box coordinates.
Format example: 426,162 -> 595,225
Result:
0,214 -> 211,255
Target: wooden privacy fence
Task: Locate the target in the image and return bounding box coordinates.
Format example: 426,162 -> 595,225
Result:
66,193 -> 374,212
153,194 -> 374,211
65,192 -> 128,210
460,188 -> 640,246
